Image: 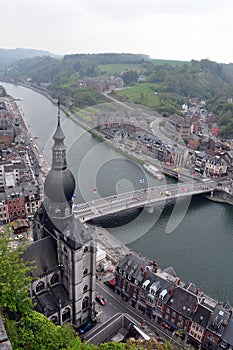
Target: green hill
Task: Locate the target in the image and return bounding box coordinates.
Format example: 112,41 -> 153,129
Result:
2,52 -> 233,136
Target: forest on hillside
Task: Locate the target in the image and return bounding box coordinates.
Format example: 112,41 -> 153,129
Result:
1,52 -> 233,137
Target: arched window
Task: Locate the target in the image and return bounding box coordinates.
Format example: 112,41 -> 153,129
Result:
55,207 -> 61,215
62,307 -> 71,322
83,285 -> 88,293
51,273 -> 59,285
65,206 -> 70,217
83,268 -> 88,276
84,246 -> 88,253
50,316 -> 58,324
36,281 -> 45,293
82,296 -> 89,310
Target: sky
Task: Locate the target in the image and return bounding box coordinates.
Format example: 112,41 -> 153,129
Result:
2,0 -> 233,64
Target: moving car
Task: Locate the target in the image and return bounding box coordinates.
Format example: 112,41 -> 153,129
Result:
95,293 -> 107,305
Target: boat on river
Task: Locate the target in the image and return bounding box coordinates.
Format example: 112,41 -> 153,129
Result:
143,162 -> 164,180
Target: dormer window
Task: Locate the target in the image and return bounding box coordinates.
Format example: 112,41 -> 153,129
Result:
142,280 -> 150,289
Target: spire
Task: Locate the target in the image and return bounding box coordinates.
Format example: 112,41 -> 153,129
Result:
52,101 -> 67,170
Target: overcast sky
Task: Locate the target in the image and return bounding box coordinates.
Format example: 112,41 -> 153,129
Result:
2,0 -> 233,63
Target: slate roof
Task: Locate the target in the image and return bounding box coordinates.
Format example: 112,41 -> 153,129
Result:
166,286 -> 198,319
34,284 -> 70,317
117,253 -> 152,283
4,162 -> 26,171
21,182 -> 39,196
34,203 -> 92,250
207,305 -> 230,336
192,304 -> 212,328
22,235 -> 58,277
221,315 -> 233,345
116,253 -> 174,300
62,217 -> 93,249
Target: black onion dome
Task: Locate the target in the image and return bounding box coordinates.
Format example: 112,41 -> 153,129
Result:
44,168 -> 75,203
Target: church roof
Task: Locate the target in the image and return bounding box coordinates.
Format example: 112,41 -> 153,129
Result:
34,284 -> 70,317
44,168 -> 75,203
22,235 -> 58,277
44,107 -> 75,203
61,217 -> 93,250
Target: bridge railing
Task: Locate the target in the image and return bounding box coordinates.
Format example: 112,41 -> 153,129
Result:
73,179 -> 218,221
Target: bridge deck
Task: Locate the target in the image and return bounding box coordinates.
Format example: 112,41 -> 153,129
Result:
73,180 -> 219,222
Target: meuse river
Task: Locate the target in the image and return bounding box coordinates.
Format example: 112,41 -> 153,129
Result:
2,82 -> 233,305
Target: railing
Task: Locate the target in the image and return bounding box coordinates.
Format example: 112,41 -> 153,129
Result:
73,179 -> 219,222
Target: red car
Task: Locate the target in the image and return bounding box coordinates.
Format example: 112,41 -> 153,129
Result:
95,293 -> 107,305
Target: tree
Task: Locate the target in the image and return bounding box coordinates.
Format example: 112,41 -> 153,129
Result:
5,310 -> 82,350
0,228 -> 33,315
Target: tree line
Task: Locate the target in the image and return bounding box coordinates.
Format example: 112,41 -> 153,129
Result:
2,53 -> 233,136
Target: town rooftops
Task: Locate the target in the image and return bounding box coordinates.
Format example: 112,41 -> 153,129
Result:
206,304 -> 230,336
192,303 -> 212,328
117,253 -> 152,283
166,286 -> 199,319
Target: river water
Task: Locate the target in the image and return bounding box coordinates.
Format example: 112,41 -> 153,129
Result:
2,82 -> 233,305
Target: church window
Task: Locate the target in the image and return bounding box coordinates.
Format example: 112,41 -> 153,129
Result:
65,206 -> 70,217
55,207 -> 61,214
50,316 -> 58,324
36,281 -> 45,293
63,246 -> 67,253
83,268 -> 88,276
82,296 -> 89,310
51,273 -> 59,285
83,285 -> 88,293
84,246 -> 88,253
62,307 -> 71,322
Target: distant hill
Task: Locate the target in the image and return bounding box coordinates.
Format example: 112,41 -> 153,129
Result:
2,51 -> 233,136
0,48 -> 61,68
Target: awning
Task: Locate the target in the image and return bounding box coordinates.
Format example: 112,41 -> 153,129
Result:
107,278 -> 115,286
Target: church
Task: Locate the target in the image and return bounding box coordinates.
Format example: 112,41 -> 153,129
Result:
23,106 -> 97,327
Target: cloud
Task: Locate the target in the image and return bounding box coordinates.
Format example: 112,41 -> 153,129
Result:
1,0 -> 233,62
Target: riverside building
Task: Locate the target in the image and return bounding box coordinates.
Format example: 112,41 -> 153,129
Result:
115,253 -> 233,349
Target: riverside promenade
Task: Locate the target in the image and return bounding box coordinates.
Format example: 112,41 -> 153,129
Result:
94,226 -> 132,264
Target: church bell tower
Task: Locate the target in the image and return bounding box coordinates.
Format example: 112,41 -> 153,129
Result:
32,103 -> 96,327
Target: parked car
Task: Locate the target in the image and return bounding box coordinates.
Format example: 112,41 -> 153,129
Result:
15,234 -> 24,240
78,321 -> 92,334
95,293 -> 107,306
